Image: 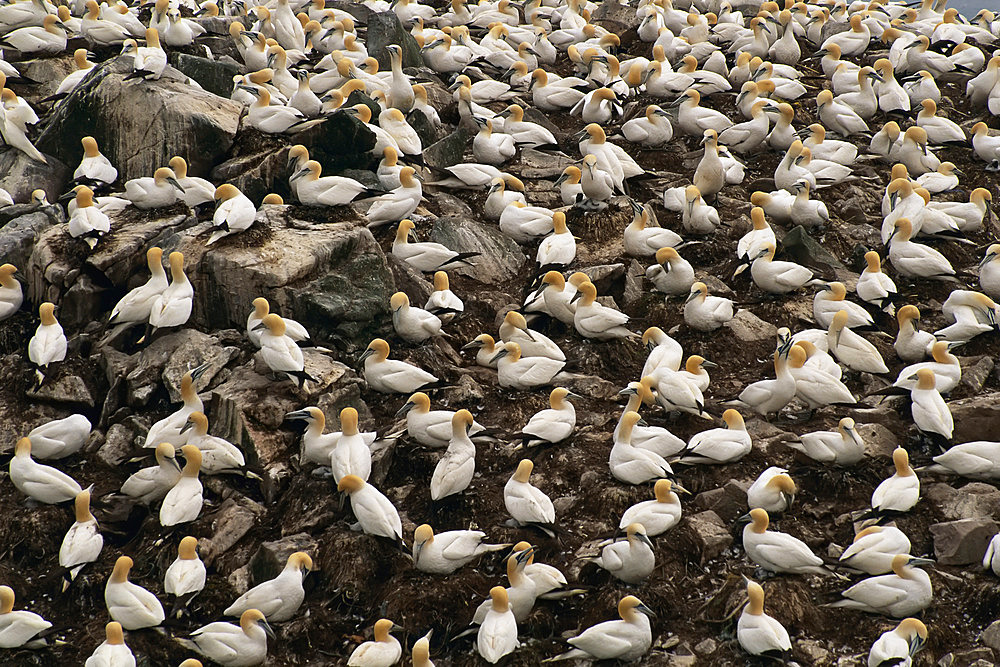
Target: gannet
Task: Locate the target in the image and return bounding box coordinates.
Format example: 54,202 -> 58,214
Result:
680,409 -> 753,463
286,406 -> 376,465
108,247 -> 168,328
547,595 -> 653,662
412,630 -> 434,667
390,291 -> 443,344
9,437 -> 81,504
364,166 -> 423,228
750,243 -> 814,294
786,342 -> 855,410
291,160 -> 369,206
872,447 -> 920,515
337,474 -> 404,545
240,85 -> 319,133
985,533 -> 1000,576
26,413 -> 90,460
148,251 -> 193,335
857,252 -> 897,316
484,176 -> 526,220
747,467 -> 796,513
750,187 -> 794,224
611,411 -> 674,484
821,13 -> 870,56
413,524 -> 508,574
500,201 -> 557,243
499,311 -> 565,361
105,555 -> 165,629
840,525 -> 912,575
27,302 -> 66,387
477,587 -> 518,664
980,244 -> 1000,299
893,341 -> 961,393
182,411 -> 246,474
620,479 -> 686,536
531,271 -> 587,326
646,246 -> 694,297
504,542 -> 569,600
684,282 -> 733,331
0,263 -> 21,322
617,379 -> 687,457
868,618 -> 927,667
926,440 -> 1000,480
73,136 -> 117,186
164,536 -> 206,611
553,166 -> 583,206
536,212 -> 575,268
472,117 -> 516,166
0,88 -> 45,163
907,368 -> 953,440
514,387 -> 577,448
814,282 -> 873,329
926,187 -> 990,234
348,619 -> 403,667
246,298 -> 310,347
828,554 -> 933,617
68,186 -> 110,249
0,585 -> 51,648
816,89 -> 868,136
254,313 -> 313,387
125,165 -> 184,209
0,14 -> 66,54
671,88 -> 733,135
430,409 -> 477,500
787,417 -> 865,465
803,124 -> 857,165
144,364 -> 208,448
648,364 -> 708,418
971,123 -> 1000,163
207,184 -> 255,245
425,271 -> 463,321
828,310 -> 889,374
622,105 -> 673,146
595,523 -> 655,583
160,445 -> 203,526
530,68 -> 585,111
60,488 -> 103,586
225,552 -> 311,622
504,459 -> 555,528
681,184 -> 720,235
180,609 -> 273,667
624,203 -> 681,258
736,351 -> 796,417
122,442 -> 182,503
395,392 -> 485,448
166,156 -> 214,207
463,334 -> 499,369
916,161 -> 960,195
737,207 -> 777,265
492,341 -> 565,390
934,291 -> 999,342
742,508 -> 830,576
85,622 -> 134,667
738,581 -> 791,658
471,548 -> 538,624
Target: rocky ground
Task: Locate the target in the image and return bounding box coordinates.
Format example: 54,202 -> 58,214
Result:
1,3 -> 1000,667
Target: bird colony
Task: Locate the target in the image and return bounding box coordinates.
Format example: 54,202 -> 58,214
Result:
1,0 -> 1000,663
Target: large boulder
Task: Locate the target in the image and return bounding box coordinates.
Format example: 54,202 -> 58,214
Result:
168,52 -> 242,98
365,12 -> 422,69
430,216 -> 526,283
0,149 -> 71,203
36,60 -> 241,181
0,209 -> 64,270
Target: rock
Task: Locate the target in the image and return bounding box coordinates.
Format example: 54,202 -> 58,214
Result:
930,518 -> 998,565
693,638 -> 717,655
0,148 -> 70,204
430,216 -> 526,283
294,108 -> 377,172
856,422 -> 899,458
592,0 -> 641,32
961,356 -> 995,395
0,211 -> 61,270
248,533 -> 319,585
199,496 -> 266,564
11,55 -> 76,102
623,259 -> 644,307
980,620 -> 1000,653
925,482 -> 1000,522
725,308 -> 778,343
210,146 -> 289,203
938,649 -> 994,667
168,52 -> 242,98
781,225 -> 846,272
514,148 -> 576,179
423,127 -> 470,170
578,264 -> 625,294
28,375 -> 94,407
694,479 -> 750,522
426,192 -> 473,219
120,329 -> 232,406
406,106 -> 440,147
366,11 -> 422,70
96,423 -> 135,466
37,67 -> 241,181
949,393 -> 1000,443
683,510 -> 733,564
556,373 -> 620,401
797,640 -> 831,663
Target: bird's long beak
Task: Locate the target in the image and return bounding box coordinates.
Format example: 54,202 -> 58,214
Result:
190,361 -> 212,381
637,602 -> 656,617
180,419 -> 194,434
490,348 -> 509,363
259,619 -> 276,639
168,178 -> 186,193
395,401 -> 416,418
285,409 -> 311,421
461,340 -> 483,351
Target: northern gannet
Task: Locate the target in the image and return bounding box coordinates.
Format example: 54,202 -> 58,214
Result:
472,117 -> 516,166
425,271 -> 463,321
738,580 -> 791,658
620,478 -> 687,536
926,441 -> 1000,480
857,252 -> 897,316
742,508 -> 831,576
286,406 -> 377,465
477,587 -> 518,664
736,351 -> 796,417
68,185 -> 110,249
0,585 -> 51,648
611,411 -> 674,484
121,442 -> 182,503
828,554 -> 933,617
347,618 -> 403,667
105,555 -> 165,629
787,343 -> 856,410
747,467 -> 796,513
60,489 -> 103,586
144,364 -> 208,448
595,523 -> 655,583
786,417 -> 865,465
624,203 -> 681,258
164,536 -> 206,612
814,282 -> 873,329
828,310 -> 889,374
908,368 -> 953,440
0,14 -> 66,54
160,445 -> 204,526
9,437 -> 81,504
750,243 -> 814,294
430,409 -> 477,500
536,212 -> 575,268
616,379 -> 687,457
27,302 -> 66,387
737,207 -> 777,266
167,156 -> 214,207
514,387 -> 577,448
893,341 -> 961,393
337,474 -> 404,545
981,244 -> 1000,300
472,548 -> 538,624
254,313 -> 314,387
85,622 -> 134,667
241,85 -> 320,133
0,264 -> 22,322
246,297 -> 310,348
504,459 -> 555,528
390,291 -> 442,343
364,167 -> 423,228
684,281 -> 733,331
291,160 -> 369,206
73,136 -> 118,186
646,246 -> 695,297
492,341 -> 565,390
207,184 -> 255,245
179,608 -> 273,667
840,525 -> 912,575
547,595 -> 653,661
225,552 -> 312,622
108,247 -> 168,328
499,310 -> 565,361
680,409 -> 753,463
148,251 -> 193,335
868,617 -> 927,667
27,413 -> 90,460
681,184 -> 720,235
622,105 -> 673,146
872,447 -> 920,515
182,411 -> 247,474
125,166 -> 184,209
412,524 -> 509,574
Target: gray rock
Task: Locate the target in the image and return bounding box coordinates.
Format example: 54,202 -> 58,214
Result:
406,106 -> 440,147
430,216 -> 526,283
366,11 -> 422,70
693,638 -> 717,655
930,518 -> 998,565
199,495 -> 266,564
11,55 -> 76,103
514,148 -> 574,179
725,309 -> 778,343
210,147 -> 289,203
961,356 -> 995,394
169,52 -> 242,98
856,422 -> 899,458
0,211 -> 61,272
0,149 -> 70,204
28,375 -> 94,407
97,423 -> 135,466
248,533 -> 319,585
556,373 -> 619,400
694,479 -> 750,522
781,225 -> 846,272
294,107 -> 377,173
423,127 -> 470,170
37,66 -> 241,181
797,640 -> 831,664
926,482 -> 1000,521
980,620 -> 1000,653
949,393 -> 1000,443
683,510 -> 733,564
